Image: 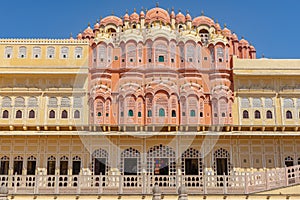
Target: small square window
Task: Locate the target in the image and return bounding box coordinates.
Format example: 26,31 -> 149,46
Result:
122,59 -> 125,62
243,159 -> 247,163
182,112 -> 186,117
204,57 -> 208,60
188,58 -> 193,62
181,59 -> 184,63
158,56 -> 164,62
130,58 -> 133,62
114,56 -> 118,60
106,113 -> 109,117
148,59 -> 152,63
171,58 -> 174,63
100,58 -> 104,62
139,59 -> 142,63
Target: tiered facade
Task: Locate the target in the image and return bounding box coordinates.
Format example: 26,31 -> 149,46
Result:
0,6 -> 300,197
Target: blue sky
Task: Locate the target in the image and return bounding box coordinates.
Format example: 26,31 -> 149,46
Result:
0,0 -> 299,58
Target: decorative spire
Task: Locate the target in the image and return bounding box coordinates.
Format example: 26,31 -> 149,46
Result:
141,6 -> 144,11
201,10 -> 204,16
100,16 -> 103,20
172,7 -> 174,11
126,9 -> 128,14
156,2 -> 159,7
88,22 -> 90,27
178,9 -> 181,13
112,10 -> 114,15
70,32 -> 73,39
134,8 -> 136,12
186,10 -> 189,14
224,23 -> 227,28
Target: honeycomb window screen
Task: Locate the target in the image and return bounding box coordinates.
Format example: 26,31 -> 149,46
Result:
146,144 -> 176,176
181,148 -> 203,175
2,97 -> 12,107
61,97 -> 71,107
73,97 -> 82,108
265,98 -> 273,108
28,97 -> 38,107
92,148 -> 109,175
284,98 -> 294,108
75,47 -> 83,59
252,98 -> 262,108
15,97 -> 25,107
213,148 -> 231,175
240,98 -> 250,108
186,44 -> 195,62
120,147 -> 141,175
18,46 -> 27,58
47,46 -> 55,59
5,46 -> 13,58
60,47 -> 69,59
48,97 -> 58,107
217,47 -> 224,62
32,47 -> 41,59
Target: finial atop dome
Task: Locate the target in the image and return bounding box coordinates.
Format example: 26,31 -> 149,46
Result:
201,10 -> 204,16
112,10 -> 114,15
70,32 -> 73,39
156,2 -> 159,7
186,10 -> 189,14
141,6 -> 144,11
172,7 -> 174,11
88,22 -> 91,27
134,8 -> 136,12
178,9 -> 181,13
224,23 -> 227,28
126,9 -> 128,14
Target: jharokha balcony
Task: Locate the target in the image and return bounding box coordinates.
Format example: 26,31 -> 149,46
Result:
1,165 -> 300,195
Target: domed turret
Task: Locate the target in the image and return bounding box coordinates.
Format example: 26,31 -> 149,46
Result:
222,24 -> 232,37
176,11 -> 186,24
145,7 -> 171,25
185,11 -> 192,22
192,14 -> 215,27
100,15 -> 123,26
124,10 -> 129,21
240,37 -> 249,46
170,8 -> 175,19
231,33 -> 238,41
94,20 -> 100,30
140,9 -> 145,18
130,8 -> 139,23
77,32 -> 83,40
82,24 -> 94,38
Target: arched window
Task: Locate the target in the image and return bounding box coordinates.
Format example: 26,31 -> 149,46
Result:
190,110 -> 196,117
285,156 -> 294,167
138,111 -> 142,118
61,97 -> 70,107
2,110 -> 9,119
75,47 -> 83,59
0,156 -> 9,175
74,110 -> 80,119
13,156 -> 23,175
128,109 -> 134,117
97,112 -> 102,117
27,156 -> 36,175
32,46 -> 41,59
286,111 -> 293,119
16,110 -> 22,118
254,110 -> 261,119
49,110 -> 55,118
159,108 -> 165,117
266,110 -> 273,119
60,47 -> 69,59
29,110 -> 35,118
47,156 -> 56,175
171,110 -> 176,117
47,46 -> 55,59
61,110 -> 68,119
5,46 -> 13,58
72,156 -> 81,175
28,97 -> 38,107
60,156 -> 68,175
15,97 -> 25,107
200,112 -> 203,118
19,46 -> 27,58
243,110 -> 249,119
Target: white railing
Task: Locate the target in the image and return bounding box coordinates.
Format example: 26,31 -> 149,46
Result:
1,165 -> 300,195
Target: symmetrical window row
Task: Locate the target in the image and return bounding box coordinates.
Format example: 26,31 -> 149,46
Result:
1,109 -> 80,119
0,155 -> 81,175
2,110 -> 36,119
48,97 -> 83,108
4,46 -> 83,59
49,110 -> 80,119
1,96 -> 37,107
242,110 -> 295,119
120,109 -> 203,118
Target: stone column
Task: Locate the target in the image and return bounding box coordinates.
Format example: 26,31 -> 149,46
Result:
0,186 -> 8,200
178,185 -> 188,200
152,185 -> 161,200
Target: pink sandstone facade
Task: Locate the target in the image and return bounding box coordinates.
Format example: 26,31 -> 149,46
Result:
81,7 -> 256,129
